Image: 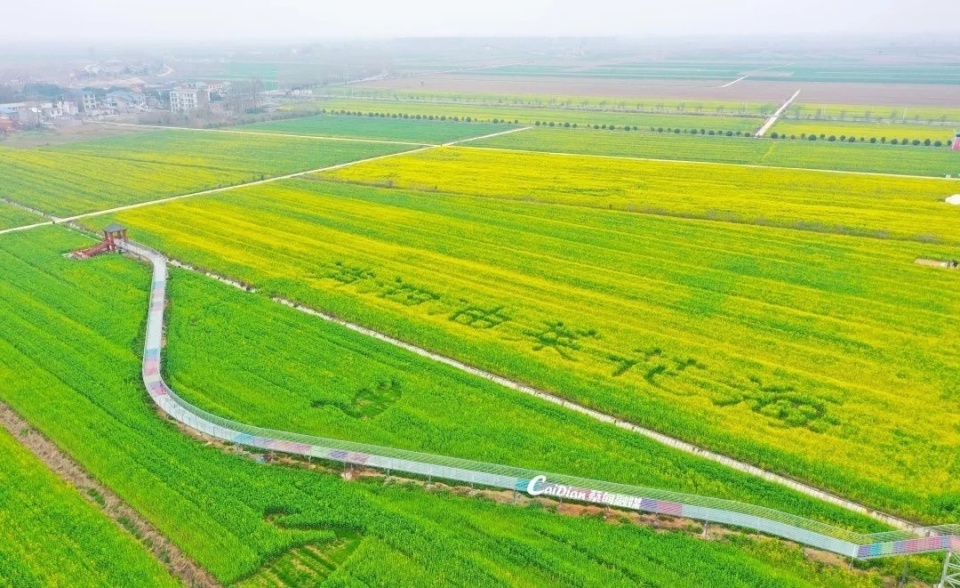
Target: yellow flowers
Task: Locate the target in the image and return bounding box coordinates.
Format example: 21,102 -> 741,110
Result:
107,169 -> 960,523
326,146 -> 960,244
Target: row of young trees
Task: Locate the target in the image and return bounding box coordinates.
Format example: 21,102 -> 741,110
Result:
769,132 -> 953,147
324,109 -> 513,124
322,109 -> 956,147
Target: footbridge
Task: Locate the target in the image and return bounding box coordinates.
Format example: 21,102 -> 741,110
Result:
124,240 -> 958,574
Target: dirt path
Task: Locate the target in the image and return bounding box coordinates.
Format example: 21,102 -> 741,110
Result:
0,220 -> 55,236
719,76 -> 747,88
267,297 -> 919,533
755,89 -> 801,137
0,401 -> 220,588
136,249 -> 923,535
443,125 -> 532,146
56,146 -> 433,224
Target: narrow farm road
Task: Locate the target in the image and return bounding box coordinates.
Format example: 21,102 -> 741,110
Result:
443,125 -> 532,146
0,221 -> 55,236
719,76 -> 747,88
755,89 -> 801,137
54,146 -> 433,223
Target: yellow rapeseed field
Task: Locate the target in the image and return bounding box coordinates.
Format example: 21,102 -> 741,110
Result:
326,146 -> 960,244
104,174 -> 960,523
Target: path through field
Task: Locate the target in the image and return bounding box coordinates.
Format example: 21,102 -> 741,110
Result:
160,249 -> 920,533
719,76 -> 747,88
116,239 -> 960,562
755,89 -> 802,137
442,125 -> 532,146
0,401 -> 220,588
0,120 -> 950,535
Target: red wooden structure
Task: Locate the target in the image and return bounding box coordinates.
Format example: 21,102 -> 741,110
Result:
72,224 -> 128,259
953,132 -> 960,152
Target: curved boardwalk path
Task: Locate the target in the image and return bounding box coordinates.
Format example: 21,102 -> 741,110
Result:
127,240 -> 958,562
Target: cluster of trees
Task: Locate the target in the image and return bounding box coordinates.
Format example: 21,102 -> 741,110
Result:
770,132 -> 952,147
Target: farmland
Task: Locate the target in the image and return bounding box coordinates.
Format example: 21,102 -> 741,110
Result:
0,228 -> 897,587
95,174 -> 960,523
326,147 -> 960,242
163,266 -> 878,527
238,113 -> 510,143
0,425 -> 179,587
295,99 -> 762,133
0,201 -> 40,230
771,120 -> 956,143
4,35 -> 960,586
787,103 -> 960,124
0,131 -> 411,216
458,62 -> 960,85
329,86 -> 778,116
469,127 -> 960,177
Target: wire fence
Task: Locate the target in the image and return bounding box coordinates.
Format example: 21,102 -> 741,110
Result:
126,240 -> 958,560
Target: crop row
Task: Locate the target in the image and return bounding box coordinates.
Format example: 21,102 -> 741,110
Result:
787,103 -> 960,125
163,260 -> 878,527
329,86 -> 778,116
470,127 -> 960,177
0,201 -> 40,230
294,99 -> 761,133
100,175 -> 960,524
0,227 -> 896,586
238,112 -> 508,143
0,424 -> 178,586
327,146 -> 960,243
0,131 -> 409,216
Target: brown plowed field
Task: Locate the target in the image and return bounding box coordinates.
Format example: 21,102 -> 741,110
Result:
359,74 -> 960,106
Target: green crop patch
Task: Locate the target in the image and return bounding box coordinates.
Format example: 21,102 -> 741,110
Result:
469,126 -> 960,177
0,423 -> 178,587
0,227 -> 904,587
0,201 -> 40,230
238,113 -> 510,144
0,129 -> 411,216
302,99 -> 761,134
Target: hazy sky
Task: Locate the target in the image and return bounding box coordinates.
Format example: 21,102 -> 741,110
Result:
6,0 -> 960,42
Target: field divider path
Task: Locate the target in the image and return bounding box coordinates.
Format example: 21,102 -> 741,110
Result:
118,239 -> 959,561
719,76 -> 747,88
0,220 -> 56,236
93,121 -> 436,147
150,245 -> 923,534
1,126 -> 531,238
55,146 -> 434,224
442,125 -> 532,146
755,89 -> 801,137
0,400 -> 221,588
269,297 -> 920,533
